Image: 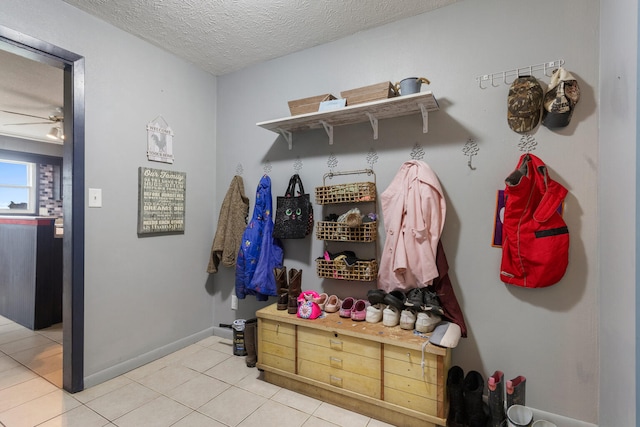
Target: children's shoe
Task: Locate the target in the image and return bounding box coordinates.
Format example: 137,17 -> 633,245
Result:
324,295 -> 342,313
339,297 -> 355,317
366,289 -> 387,305
382,305 -> 400,327
423,287 -> 445,315
404,288 -> 424,308
365,303 -> 383,323
383,290 -> 406,311
314,293 -> 329,311
351,299 -> 369,321
415,311 -> 441,333
400,309 -> 417,330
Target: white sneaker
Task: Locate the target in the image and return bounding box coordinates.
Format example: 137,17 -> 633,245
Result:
415,311 -> 441,333
382,305 -> 400,327
400,309 -> 417,330
366,303 -> 383,323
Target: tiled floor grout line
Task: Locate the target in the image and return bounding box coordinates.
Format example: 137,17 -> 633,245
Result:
1,319 -> 386,427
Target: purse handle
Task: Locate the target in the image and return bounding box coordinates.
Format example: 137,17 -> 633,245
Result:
286,174 -> 305,197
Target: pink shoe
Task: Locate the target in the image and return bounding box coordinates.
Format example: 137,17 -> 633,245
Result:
324,295 -> 342,313
339,297 -> 355,317
351,299 -> 370,321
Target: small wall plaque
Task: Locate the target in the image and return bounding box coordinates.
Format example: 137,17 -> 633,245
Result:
147,116 -> 174,164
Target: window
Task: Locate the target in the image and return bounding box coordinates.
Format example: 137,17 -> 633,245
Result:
0,159 -> 37,214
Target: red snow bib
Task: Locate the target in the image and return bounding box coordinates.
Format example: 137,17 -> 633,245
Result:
500,154 -> 569,288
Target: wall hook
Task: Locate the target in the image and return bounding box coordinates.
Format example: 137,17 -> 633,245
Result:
476,59 -> 565,89
478,75 -> 488,89
263,160 -> 272,174
462,138 -> 479,170
293,156 -> 303,173
410,143 -> 425,160
518,134 -> 538,153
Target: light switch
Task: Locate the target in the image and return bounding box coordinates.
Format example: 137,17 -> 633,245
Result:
89,188 -> 102,208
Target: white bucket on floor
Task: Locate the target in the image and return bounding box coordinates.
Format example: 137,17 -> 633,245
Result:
507,405 -> 533,427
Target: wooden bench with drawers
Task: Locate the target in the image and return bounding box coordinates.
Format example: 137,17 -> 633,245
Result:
256,303 -> 450,427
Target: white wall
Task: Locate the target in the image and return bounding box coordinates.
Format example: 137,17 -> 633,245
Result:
599,0 -> 637,425
216,1 -> 602,424
0,1 -> 219,385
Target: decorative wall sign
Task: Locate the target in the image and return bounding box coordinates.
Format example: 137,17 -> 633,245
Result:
146,116 -> 174,164
137,167 -> 186,235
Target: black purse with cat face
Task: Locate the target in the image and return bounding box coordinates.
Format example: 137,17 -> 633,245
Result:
273,174 -> 313,239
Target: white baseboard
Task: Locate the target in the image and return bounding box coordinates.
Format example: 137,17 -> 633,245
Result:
82,326 -> 214,390
212,325 -> 233,340
530,408 -> 597,427
482,396 -> 597,427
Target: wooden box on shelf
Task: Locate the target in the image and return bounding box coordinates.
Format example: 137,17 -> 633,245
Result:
340,81 -> 397,106
288,94 -> 337,116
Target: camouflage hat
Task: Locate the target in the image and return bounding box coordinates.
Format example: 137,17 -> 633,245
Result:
507,76 -> 544,134
542,68 -> 580,129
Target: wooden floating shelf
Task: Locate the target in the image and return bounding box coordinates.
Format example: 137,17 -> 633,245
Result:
257,91 -> 439,149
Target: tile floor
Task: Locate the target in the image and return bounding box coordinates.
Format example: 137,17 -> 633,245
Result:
0,315 -> 395,427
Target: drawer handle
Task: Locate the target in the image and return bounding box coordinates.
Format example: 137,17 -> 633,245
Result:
329,375 -> 343,388
329,357 -> 343,369
329,339 -> 343,351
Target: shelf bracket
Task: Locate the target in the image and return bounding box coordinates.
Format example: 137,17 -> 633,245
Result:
419,104 -> 429,133
366,113 -> 379,140
320,120 -> 334,145
276,128 -> 293,150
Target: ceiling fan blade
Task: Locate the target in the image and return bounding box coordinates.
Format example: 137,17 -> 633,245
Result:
4,121 -> 53,126
0,109 -> 52,121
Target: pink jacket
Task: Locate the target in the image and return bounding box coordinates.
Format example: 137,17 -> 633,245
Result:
378,160 -> 446,292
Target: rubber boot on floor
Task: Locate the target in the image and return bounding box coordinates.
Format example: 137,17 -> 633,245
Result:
463,370 -> 488,427
446,365 -> 466,427
488,370 -> 505,427
506,375 -> 526,409
244,318 -> 257,368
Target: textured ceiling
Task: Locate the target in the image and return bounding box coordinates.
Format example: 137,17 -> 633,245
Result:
1,0 -> 458,143
61,0 -> 458,76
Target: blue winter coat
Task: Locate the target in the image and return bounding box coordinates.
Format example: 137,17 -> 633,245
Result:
235,175 -> 284,301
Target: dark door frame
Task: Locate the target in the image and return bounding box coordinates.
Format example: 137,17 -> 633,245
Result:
0,25 -> 85,392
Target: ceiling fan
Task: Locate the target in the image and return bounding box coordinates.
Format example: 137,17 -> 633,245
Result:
0,108 -> 64,140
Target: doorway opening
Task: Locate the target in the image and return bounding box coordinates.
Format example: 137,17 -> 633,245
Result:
0,25 -> 85,393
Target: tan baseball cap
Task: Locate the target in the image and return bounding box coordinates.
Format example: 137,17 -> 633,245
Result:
542,68 -> 580,129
